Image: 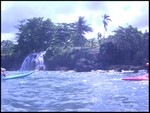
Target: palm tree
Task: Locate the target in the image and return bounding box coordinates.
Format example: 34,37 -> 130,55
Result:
102,14 -> 112,38
75,16 -> 93,48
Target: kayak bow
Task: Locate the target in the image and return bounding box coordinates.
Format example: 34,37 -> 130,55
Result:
1,71 -> 34,80
122,74 -> 149,81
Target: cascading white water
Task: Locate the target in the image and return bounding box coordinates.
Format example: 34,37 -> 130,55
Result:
20,51 -> 46,71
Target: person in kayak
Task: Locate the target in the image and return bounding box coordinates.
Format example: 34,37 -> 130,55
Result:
1,68 -> 8,76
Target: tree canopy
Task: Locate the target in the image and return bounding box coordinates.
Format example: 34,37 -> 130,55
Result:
1,40 -> 15,56
98,25 -> 149,66
12,17 -> 93,61
1,16 -> 149,71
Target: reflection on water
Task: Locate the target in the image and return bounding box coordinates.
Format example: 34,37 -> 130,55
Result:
1,70 -> 149,112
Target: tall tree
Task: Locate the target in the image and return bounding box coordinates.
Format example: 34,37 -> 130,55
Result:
75,16 -> 93,48
14,17 -> 56,57
102,14 -> 111,38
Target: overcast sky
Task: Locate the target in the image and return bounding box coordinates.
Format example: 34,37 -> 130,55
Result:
1,1 -> 149,42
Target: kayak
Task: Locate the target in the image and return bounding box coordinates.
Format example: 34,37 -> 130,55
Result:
122,74 -> 149,81
1,71 -> 35,80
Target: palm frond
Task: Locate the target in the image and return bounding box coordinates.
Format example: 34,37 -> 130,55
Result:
107,18 -> 112,21
104,14 -> 110,19
102,14 -> 111,32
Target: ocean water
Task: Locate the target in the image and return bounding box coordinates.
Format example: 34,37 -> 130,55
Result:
1,70 -> 149,112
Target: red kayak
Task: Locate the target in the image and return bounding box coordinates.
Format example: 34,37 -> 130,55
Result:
122,74 -> 149,81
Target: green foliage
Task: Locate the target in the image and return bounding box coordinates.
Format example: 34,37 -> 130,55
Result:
1,40 -> 15,55
14,17 -> 56,57
74,16 -> 93,48
85,38 -> 99,48
13,17 -> 93,62
2,15 -> 148,71
54,22 -> 76,48
99,41 -> 118,66
98,25 -> 149,66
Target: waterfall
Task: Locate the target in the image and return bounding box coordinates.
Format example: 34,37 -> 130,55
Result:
20,51 -> 46,71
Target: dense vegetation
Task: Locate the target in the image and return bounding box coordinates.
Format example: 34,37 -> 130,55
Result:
98,25 -> 149,68
1,17 -> 149,71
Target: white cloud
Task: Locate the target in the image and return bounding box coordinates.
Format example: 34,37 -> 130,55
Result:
1,1 -> 149,42
1,33 -> 17,42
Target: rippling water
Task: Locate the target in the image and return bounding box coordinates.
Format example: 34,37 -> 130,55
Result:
1,70 -> 149,112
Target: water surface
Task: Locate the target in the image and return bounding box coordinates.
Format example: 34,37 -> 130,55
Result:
1,70 -> 149,112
